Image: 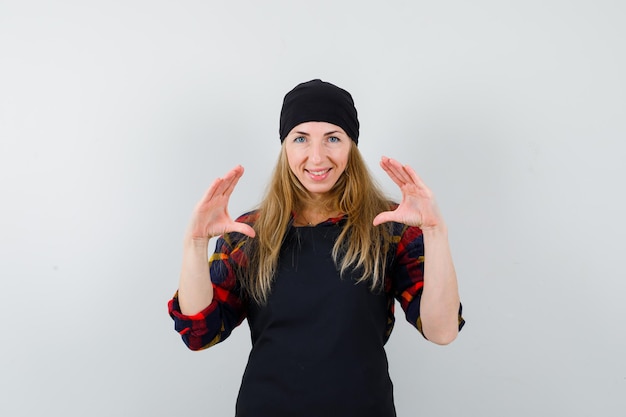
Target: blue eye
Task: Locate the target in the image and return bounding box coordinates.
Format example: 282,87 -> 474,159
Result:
294,136 -> 306,143
328,136 -> 340,143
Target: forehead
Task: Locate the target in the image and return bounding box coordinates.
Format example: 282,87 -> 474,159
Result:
288,121 -> 347,135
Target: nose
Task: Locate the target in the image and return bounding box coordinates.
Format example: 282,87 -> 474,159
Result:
309,140 -> 325,163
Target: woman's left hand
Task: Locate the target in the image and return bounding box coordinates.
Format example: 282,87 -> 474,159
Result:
373,156 -> 444,230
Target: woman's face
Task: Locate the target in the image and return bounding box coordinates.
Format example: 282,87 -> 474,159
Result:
284,121 -> 351,199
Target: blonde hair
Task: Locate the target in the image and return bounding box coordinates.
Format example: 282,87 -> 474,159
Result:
240,141 -> 393,304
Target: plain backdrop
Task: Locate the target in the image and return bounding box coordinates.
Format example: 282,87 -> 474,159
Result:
1,1 -> 625,416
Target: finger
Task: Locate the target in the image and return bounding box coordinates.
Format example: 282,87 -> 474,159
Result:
220,165 -> 245,198
198,177 -> 224,206
386,158 -> 415,185
401,164 -> 429,191
380,157 -> 406,187
220,165 -> 244,186
202,165 -> 244,204
383,157 -> 428,189
383,156 -> 416,186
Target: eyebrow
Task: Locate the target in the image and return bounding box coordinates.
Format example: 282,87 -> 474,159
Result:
294,131 -> 342,136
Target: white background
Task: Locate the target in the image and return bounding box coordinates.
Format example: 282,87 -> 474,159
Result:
1,1 -> 625,416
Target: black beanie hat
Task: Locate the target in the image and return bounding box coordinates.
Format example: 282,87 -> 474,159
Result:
279,79 -> 360,144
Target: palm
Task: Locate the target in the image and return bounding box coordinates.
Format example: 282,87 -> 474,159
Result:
187,165 -> 256,240
373,157 -> 443,229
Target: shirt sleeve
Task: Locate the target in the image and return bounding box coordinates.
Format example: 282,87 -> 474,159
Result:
168,232 -> 249,351
391,223 -> 465,339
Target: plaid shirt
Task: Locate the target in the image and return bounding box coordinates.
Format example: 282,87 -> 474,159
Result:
168,211 -> 464,351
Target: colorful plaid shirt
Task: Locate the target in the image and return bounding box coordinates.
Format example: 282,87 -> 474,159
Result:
168,211 -> 464,351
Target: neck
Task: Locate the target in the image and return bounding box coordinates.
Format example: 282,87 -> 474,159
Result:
294,205 -> 341,227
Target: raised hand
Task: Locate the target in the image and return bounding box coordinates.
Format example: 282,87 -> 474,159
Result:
186,165 -> 256,241
372,156 -> 445,230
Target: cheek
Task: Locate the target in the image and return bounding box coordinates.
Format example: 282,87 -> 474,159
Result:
337,150 -> 350,170
285,153 -> 302,174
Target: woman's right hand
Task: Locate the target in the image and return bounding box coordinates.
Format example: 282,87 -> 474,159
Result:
186,165 -> 256,242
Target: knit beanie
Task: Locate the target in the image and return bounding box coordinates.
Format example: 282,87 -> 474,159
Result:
279,79 -> 359,144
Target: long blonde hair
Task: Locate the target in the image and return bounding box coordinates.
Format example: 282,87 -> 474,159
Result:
240,141 -> 394,304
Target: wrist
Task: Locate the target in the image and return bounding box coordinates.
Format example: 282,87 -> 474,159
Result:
421,223 -> 448,239
183,235 -> 211,250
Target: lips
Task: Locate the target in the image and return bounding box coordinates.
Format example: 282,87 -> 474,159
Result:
305,168 -> 331,180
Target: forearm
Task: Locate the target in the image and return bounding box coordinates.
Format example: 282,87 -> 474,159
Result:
178,237 -> 214,315
420,224 -> 461,345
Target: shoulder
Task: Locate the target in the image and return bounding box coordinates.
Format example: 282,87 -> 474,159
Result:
216,210 -> 259,252
387,201 -> 399,210
382,202 -> 423,243
234,210 -> 260,225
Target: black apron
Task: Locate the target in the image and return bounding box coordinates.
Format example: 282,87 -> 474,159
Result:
236,221 -> 396,417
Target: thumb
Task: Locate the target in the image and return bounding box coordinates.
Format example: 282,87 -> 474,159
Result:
230,222 -> 256,238
372,211 -> 394,226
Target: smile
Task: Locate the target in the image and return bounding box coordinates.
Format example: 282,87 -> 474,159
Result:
306,168 -> 331,176
305,168 -> 332,180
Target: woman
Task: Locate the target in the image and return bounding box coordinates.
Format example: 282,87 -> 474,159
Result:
168,79 -> 464,417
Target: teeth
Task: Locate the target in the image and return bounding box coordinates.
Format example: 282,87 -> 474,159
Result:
309,169 -> 329,175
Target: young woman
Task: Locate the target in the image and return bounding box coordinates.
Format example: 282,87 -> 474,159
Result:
169,79 -> 464,417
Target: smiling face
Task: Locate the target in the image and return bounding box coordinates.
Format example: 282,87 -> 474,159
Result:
284,121 -> 352,199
